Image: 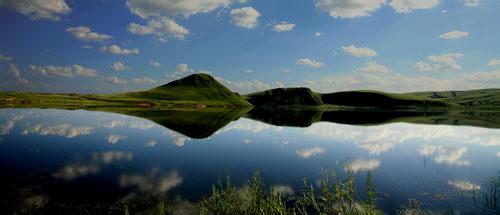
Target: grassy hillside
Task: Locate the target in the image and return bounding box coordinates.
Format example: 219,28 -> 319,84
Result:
245,88 -> 452,109
0,73 -> 251,109
407,89 -> 500,109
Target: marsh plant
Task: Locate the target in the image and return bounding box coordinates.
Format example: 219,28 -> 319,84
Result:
199,169 -> 382,215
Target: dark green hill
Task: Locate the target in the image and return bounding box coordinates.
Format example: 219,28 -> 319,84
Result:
245,88 -> 452,109
245,88 -> 323,106
126,73 -> 252,106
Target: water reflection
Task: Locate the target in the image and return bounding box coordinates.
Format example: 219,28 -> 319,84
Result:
0,108 -> 498,213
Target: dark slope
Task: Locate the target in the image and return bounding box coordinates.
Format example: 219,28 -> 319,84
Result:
245,88 -> 451,109
321,91 -> 449,108
245,88 -> 323,106
126,73 -> 252,106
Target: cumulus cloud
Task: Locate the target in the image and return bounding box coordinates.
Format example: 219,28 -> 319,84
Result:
0,54 -> 13,61
128,16 -> 189,41
106,76 -> 128,85
22,123 -> 93,138
488,59 -> 500,66
119,169 -> 183,194
132,77 -> 158,85
439,30 -> 469,39
272,21 -> 295,32
110,62 -> 129,72
389,0 -> 440,13
101,44 -> 140,55
230,7 -> 260,29
66,26 -> 112,42
296,58 -> 324,68
126,0 -> 238,19
150,60 -> 161,68
356,61 -> 391,73
416,53 -> 463,71
304,68 -> 500,94
448,180 -> 481,191
296,147 -> 326,158
8,63 -> 28,84
175,63 -> 191,73
30,64 -> 98,78
54,151 -> 132,180
419,145 -> 471,166
315,0 -> 385,18
0,0 -> 71,21
463,0 -> 479,6
314,32 -> 322,37
105,134 -> 127,144
346,159 -> 381,173
342,45 -> 377,57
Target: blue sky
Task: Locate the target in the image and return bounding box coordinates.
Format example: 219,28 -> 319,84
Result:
1,0 -> 499,93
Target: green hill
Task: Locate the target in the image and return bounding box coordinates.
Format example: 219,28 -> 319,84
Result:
126,73 -> 252,106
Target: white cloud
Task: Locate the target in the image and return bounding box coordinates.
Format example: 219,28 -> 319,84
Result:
389,0 -> 440,13
8,63 -> 28,84
101,44 -> 139,55
150,60 -> 161,68
342,45 -> 377,57
296,58 -> 325,68
119,169 -> 182,194
356,61 -> 391,73
416,53 -> 463,71
0,0 -> 70,21
272,21 -> 295,32
497,152 -> 500,158
314,32 -> 322,37
439,30 -> 469,39
176,63 -> 191,73
296,147 -> 326,158
128,16 -> 189,41
30,64 -> 98,78
488,59 -> 500,66
22,123 -> 93,138
105,134 -> 127,144
315,0 -> 386,18
448,180 -> 481,191
126,0 -> 238,19
0,54 -> 13,61
304,68 -> 500,93
243,139 -> 252,144
82,45 -> 92,49
132,77 -> 158,85
346,159 -> 381,173
106,76 -> 128,85
272,185 -> 294,196
230,7 -> 260,29
66,26 -> 112,42
110,61 -> 129,72
419,145 -> 471,166
162,130 -> 190,147
464,0 -> 479,6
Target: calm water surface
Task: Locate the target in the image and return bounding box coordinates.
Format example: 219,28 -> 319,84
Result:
0,108 -> 499,213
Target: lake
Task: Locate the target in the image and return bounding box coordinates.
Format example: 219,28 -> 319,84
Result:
0,108 -> 499,214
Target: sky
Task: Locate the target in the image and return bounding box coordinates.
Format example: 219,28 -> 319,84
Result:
1,0 -> 500,94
